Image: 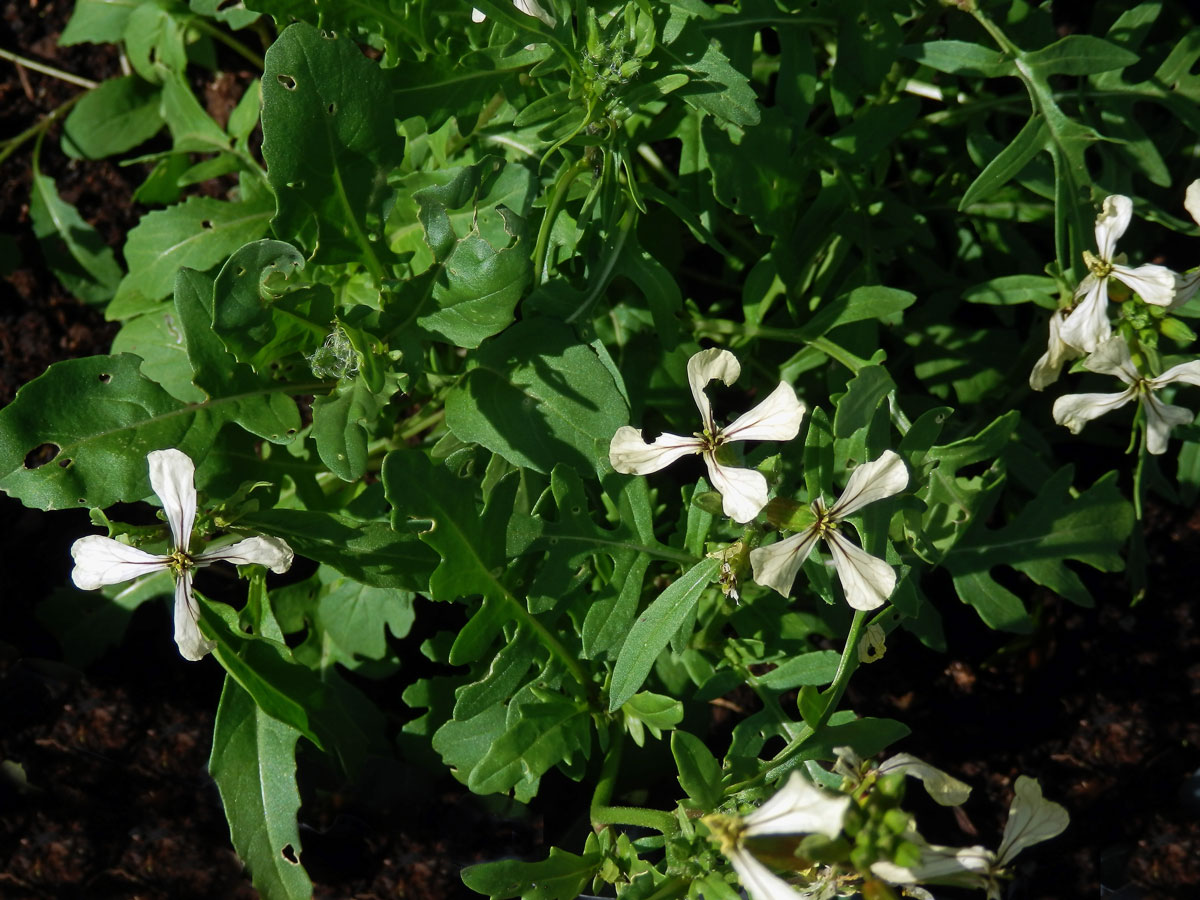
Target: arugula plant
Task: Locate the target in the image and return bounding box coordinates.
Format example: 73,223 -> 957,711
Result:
5,0 -> 1200,897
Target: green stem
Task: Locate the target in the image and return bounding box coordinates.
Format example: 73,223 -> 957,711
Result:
397,407 -> 445,441
0,48 -> 98,88
189,17 -> 266,70
532,158 -> 589,283
565,204 -> 636,324
0,92 -> 83,167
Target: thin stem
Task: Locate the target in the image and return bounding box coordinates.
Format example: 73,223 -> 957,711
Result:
532,158 -> 588,283
565,204 -> 636,324
0,48 -> 98,89
188,17 -> 266,70
0,92 -> 83,167
397,406 -> 445,441
590,803 -> 677,833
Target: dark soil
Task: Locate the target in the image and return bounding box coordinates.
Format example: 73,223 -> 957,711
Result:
3,3 -> 1199,900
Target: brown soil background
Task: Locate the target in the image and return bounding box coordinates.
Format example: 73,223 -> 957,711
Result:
2,3 -> 1199,898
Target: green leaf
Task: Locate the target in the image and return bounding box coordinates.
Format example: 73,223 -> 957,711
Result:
211,240 -> 308,364
209,677 -> 313,900
461,846 -> 603,900
37,570 -> 173,667
110,194 -> 274,318
609,556 -> 720,712
60,0 -> 142,45
623,691 -> 684,746
453,627 -> 537,721
944,469 -> 1133,630
671,730 -> 723,808
833,366 -> 896,439
29,171 -> 123,304
962,274 -> 1060,308
311,377 -> 383,481
901,40 -> 1014,78
0,354 -> 230,510
959,116 -> 1049,211
62,75 -> 163,158
241,508 -> 437,591
445,320 -> 629,477
468,691 -> 591,796
755,650 -> 841,690
383,449 -> 512,604
262,22 -> 402,268
1023,34 -> 1139,77
799,286 -> 916,341
665,20 -> 760,127
307,565 -> 414,665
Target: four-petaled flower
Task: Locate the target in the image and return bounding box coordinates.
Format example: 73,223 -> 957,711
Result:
1057,195 -> 1176,354
1051,336 -> 1200,455
609,348 -> 805,523
704,772 -> 851,900
70,449 -> 294,661
750,450 -> 907,610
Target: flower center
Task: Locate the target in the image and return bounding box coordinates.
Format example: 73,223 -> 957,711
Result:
696,428 -> 725,454
811,497 -> 838,536
166,547 -> 196,576
1083,249 -> 1113,279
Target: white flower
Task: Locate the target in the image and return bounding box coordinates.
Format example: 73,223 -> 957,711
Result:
872,776 -> 1068,900
1058,195 -> 1176,354
876,753 -> 972,806
750,451 -> 907,609
1030,307 -> 1083,391
70,449 -> 293,661
471,0 -> 556,27
1051,337 -> 1200,454
1173,179 -> 1200,309
705,773 -> 850,900
609,349 -> 805,523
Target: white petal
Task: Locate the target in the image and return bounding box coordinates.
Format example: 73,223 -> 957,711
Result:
878,754 -> 972,806
1151,359 -> 1200,389
743,772 -> 850,839
1142,395 -> 1194,455
722,382 -> 806,444
1171,270 -> 1200,311
750,529 -> 820,597
703,453 -> 769,523
996,776 -> 1070,866
148,449 -> 197,553
829,450 -> 908,519
1112,262 -> 1177,307
197,536 -> 294,573
1094,194 -> 1132,260
1185,179 -> 1200,226
1082,336 -> 1138,384
872,844 -> 995,886
513,0 -> 555,26
727,847 -> 803,900
687,348 -> 741,432
1059,276 -> 1111,353
70,535 -> 169,590
1030,310 -> 1080,391
825,530 -> 896,610
471,7 -> 486,22
609,426 -> 701,474
1052,389 -> 1135,434
173,570 -> 216,662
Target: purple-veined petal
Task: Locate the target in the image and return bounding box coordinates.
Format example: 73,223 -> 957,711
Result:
148,449 -> 197,553
1142,395 -> 1194,455
742,772 -> 850,839
703,453 -> 769,523
1151,359 -> 1200,390
609,426 -> 701,474
1052,389 -> 1135,434
749,528 -> 820,597
829,450 -> 908,519
197,535 -> 294,573
1095,195 -> 1132,260
686,348 -> 741,433
172,570 -> 215,662
1059,276 -> 1111,353
1111,262 -> 1177,307
722,382 -> 806,444
727,847 -> 803,900
70,535 -> 169,590
825,529 -> 896,610
1081,336 -> 1138,384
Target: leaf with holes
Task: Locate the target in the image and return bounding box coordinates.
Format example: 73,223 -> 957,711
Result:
0,354 -> 231,511
262,22 -> 402,268
108,194 -> 274,319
